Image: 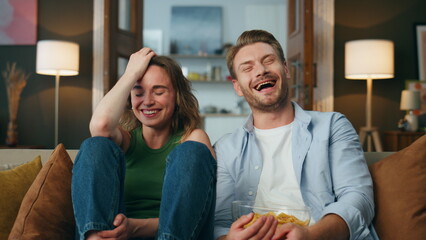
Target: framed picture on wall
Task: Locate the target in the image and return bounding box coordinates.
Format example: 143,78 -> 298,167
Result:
415,24 -> 426,80
405,80 -> 426,115
170,6 -> 222,55
0,0 -> 37,45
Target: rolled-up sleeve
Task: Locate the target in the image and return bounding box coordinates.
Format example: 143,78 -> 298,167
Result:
322,114 -> 375,239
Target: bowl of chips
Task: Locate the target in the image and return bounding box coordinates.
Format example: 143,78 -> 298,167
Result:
232,201 -> 311,228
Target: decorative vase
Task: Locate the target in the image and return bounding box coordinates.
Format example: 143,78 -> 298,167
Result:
5,120 -> 18,147
2,62 -> 29,147
404,110 -> 419,132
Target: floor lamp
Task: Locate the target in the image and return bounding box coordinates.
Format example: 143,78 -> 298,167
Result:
36,40 -> 79,147
345,39 -> 394,152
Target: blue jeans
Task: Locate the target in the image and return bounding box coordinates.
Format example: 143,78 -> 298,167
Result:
72,137 -> 216,240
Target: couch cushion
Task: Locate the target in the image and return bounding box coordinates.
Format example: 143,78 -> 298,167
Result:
369,135 -> 426,240
8,144 -> 75,240
0,156 -> 42,240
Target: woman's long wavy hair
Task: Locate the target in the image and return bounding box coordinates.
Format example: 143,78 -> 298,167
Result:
120,56 -> 200,141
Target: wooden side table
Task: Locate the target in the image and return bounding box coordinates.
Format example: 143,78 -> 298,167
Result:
383,131 -> 425,151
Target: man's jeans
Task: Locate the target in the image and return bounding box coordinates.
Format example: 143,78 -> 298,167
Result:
72,137 -> 216,240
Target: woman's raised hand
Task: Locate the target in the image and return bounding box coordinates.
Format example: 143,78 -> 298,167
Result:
124,47 -> 156,81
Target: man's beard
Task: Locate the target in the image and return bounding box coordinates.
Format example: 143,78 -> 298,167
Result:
240,74 -> 289,113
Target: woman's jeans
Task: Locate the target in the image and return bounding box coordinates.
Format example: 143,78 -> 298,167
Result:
71,137 -> 217,240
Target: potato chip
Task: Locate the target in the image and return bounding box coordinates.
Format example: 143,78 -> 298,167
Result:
244,211 -> 309,228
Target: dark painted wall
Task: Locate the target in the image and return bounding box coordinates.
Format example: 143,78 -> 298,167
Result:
334,0 -> 426,139
0,0 -> 93,149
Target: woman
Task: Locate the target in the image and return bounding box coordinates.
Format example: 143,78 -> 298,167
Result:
72,48 -> 216,240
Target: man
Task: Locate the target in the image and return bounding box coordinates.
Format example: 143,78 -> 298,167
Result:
214,30 -> 378,240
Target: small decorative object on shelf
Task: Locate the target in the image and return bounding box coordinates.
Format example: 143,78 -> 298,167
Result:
2,62 -> 30,147
397,118 -> 408,131
400,90 -> 421,132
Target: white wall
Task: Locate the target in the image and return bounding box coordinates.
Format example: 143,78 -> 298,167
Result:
144,0 -> 287,55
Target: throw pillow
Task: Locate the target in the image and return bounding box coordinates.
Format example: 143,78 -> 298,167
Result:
369,135 -> 426,240
0,156 -> 42,240
8,144 -> 75,240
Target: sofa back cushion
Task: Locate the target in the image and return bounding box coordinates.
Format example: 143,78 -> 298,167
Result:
369,135 -> 426,240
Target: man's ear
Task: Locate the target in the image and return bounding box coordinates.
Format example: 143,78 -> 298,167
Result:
232,79 -> 244,96
283,61 -> 291,79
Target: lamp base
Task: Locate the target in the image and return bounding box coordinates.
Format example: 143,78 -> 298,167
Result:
359,126 -> 383,152
404,111 -> 418,132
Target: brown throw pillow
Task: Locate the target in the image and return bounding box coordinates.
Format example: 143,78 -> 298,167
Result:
8,144 -> 75,240
0,157 -> 42,240
369,135 -> 426,240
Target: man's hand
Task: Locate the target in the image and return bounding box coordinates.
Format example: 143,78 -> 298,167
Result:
226,213 -> 278,240
271,223 -> 310,240
272,214 -> 349,240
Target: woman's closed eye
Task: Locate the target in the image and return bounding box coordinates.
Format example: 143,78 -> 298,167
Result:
154,90 -> 166,96
132,85 -> 144,97
133,91 -> 144,97
152,86 -> 168,96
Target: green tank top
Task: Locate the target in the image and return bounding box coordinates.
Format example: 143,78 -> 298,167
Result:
124,127 -> 182,219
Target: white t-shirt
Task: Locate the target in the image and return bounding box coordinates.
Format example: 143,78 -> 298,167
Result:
254,123 -> 308,213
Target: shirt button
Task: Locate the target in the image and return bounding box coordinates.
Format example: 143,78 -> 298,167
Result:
254,165 -> 259,170
248,191 -> 253,196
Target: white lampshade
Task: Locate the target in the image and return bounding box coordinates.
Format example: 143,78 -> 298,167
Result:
36,40 -> 79,76
345,39 -> 394,80
400,90 -> 421,110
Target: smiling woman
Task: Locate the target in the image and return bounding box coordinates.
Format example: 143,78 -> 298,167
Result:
72,48 -> 217,240
129,65 -> 177,135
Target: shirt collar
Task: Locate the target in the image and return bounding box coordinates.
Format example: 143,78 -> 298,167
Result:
242,101 -> 312,133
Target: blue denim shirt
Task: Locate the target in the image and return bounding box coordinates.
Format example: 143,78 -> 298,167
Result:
213,102 -> 378,240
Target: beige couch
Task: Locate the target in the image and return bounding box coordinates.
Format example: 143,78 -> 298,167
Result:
0,148 -> 389,171
1,135 -> 425,240
0,148 -> 79,167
